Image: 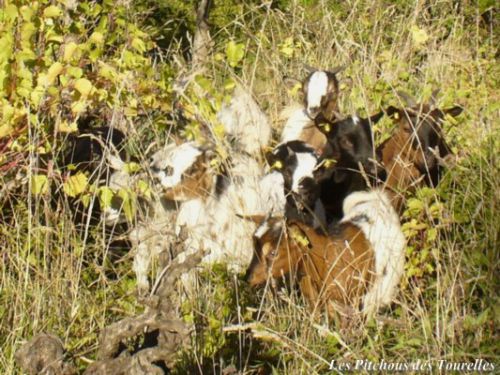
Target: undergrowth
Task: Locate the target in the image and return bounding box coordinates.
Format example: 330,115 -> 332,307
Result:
0,0 -> 498,373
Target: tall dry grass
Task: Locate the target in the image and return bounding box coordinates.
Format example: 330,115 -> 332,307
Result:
1,1 -> 498,373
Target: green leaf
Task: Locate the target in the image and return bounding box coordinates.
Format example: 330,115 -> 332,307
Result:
46,62 -> 63,85
63,172 -> 88,197
137,180 -> 151,199
124,162 -> 141,174
5,4 -> 19,21
98,186 -> 114,209
31,174 -> 49,195
411,25 -> 429,47
74,78 -> 93,96
63,42 -> 78,62
89,31 -> 104,45
43,5 -> 62,19
117,189 -> 135,221
131,37 -> 146,53
225,41 -> 245,68
406,198 -> 425,215
57,120 -> 78,133
19,5 -> 34,21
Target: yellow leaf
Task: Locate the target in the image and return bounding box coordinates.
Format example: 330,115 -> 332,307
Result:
74,78 -> 93,96
0,124 -> 13,138
57,120 -> 78,133
137,180 -> 151,199
89,32 -> 104,45
411,25 -> 429,47
46,62 -> 63,85
43,5 -> 62,18
71,99 -> 87,114
63,172 -> 88,197
31,174 -> 49,195
98,186 -> 114,209
63,42 -> 78,62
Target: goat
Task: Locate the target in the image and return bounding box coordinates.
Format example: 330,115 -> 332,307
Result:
265,140 -> 330,228
217,85 -> 272,156
377,104 -> 463,212
144,140 -> 285,293
279,65 -> 344,155
314,113 -> 387,220
245,188 -> 406,320
302,66 -> 343,122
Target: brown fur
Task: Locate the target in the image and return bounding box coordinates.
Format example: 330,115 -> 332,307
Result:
162,154 -> 215,201
378,128 -> 427,212
378,104 -> 462,212
297,124 -> 331,156
247,218 -> 374,319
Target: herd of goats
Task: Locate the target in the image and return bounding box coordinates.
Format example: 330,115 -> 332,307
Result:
62,67 -> 464,324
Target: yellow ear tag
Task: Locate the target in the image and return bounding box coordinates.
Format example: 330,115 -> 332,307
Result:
272,160 -> 283,170
290,227 -> 310,248
324,159 -> 336,168
394,112 -> 400,120
322,123 -> 331,133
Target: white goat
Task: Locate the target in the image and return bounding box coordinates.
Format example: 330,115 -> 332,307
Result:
341,189 -> 406,316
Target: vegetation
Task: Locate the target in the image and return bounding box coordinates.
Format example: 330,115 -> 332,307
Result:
0,0 -> 498,373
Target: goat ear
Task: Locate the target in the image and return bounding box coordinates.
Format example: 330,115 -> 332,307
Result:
367,111 -> 384,125
444,105 -> 463,118
396,91 -> 417,107
328,65 -> 345,75
304,64 -> 318,74
385,106 -> 401,119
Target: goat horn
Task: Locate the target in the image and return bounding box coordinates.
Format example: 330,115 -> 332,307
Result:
304,64 -> 318,73
329,65 -> 345,75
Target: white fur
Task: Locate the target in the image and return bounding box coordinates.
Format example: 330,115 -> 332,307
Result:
306,71 -> 328,116
341,189 -> 406,316
150,142 -> 202,189
217,86 -> 271,155
291,152 -> 318,192
280,105 -> 313,143
257,171 -> 286,214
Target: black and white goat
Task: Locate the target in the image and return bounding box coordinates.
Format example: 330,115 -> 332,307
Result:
265,140 -> 329,228
315,113 -> 387,220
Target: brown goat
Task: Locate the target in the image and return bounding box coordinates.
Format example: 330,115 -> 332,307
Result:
246,217 -> 374,319
378,104 -> 463,212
